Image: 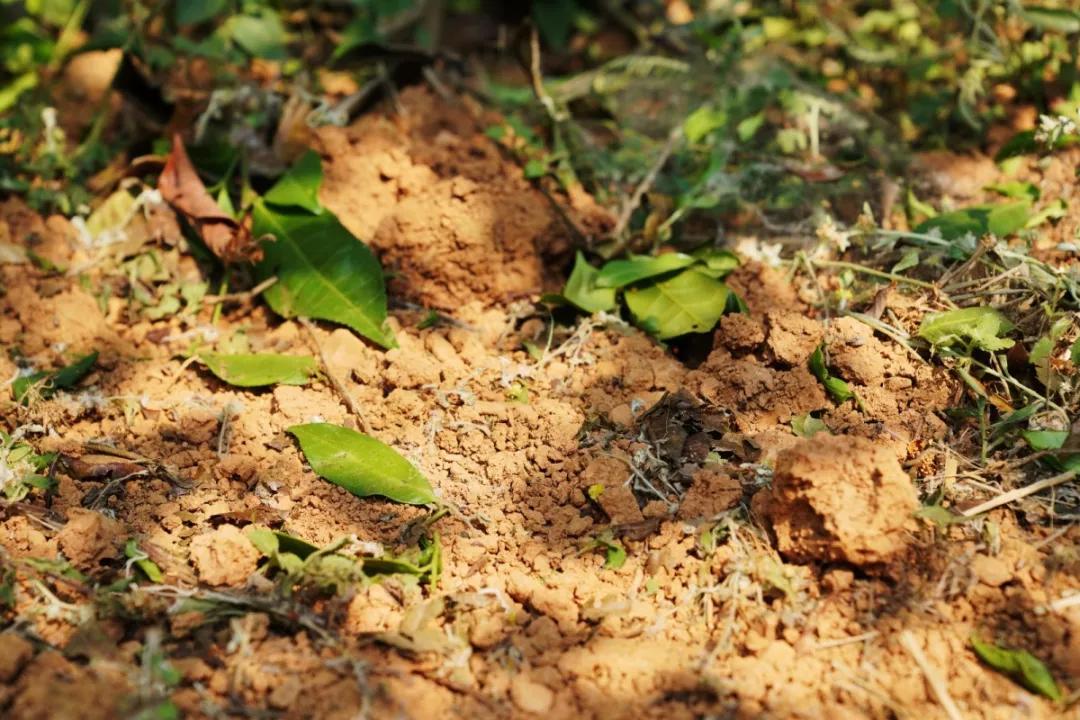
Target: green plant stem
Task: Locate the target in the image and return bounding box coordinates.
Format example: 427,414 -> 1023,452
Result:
211,276 -> 228,326
814,259 -> 946,294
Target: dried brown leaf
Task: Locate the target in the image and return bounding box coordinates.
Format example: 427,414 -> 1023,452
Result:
158,134 -> 260,263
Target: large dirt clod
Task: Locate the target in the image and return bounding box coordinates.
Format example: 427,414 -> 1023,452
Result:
755,435 -> 918,566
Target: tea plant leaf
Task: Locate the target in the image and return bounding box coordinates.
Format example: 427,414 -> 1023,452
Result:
124,539 -> 164,582
288,423 -> 435,505
253,200 -> 396,349
791,413 -> 829,438
971,636 -> 1062,701
560,251 -> 617,313
691,247 -> 740,278
624,269 -> 729,339
263,150 -> 323,215
915,201 -> 1030,240
808,346 -> 853,403
175,0 -> 227,26
1021,430 -> 1067,451
227,9 -> 286,59
595,253 -> 697,288
918,307 -> 1014,352
1022,5 -> 1080,33
915,504 -> 970,528
13,351 -> 98,404
198,352 -> 316,387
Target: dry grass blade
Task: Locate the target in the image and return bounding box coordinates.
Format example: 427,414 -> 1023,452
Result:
898,631 -> 964,720
960,470 -> 1076,517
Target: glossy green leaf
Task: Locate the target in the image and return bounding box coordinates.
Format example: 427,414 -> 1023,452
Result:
918,307 -> 1014,352
596,253 -> 697,288
254,200 -> 395,349
288,423 -> 435,505
264,150 -> 323,215
971,636 -> 1062,701
624,269 -> 729,339
561,251 -> 617,314
199,352 -> 316,387
808,346 -> 853,403
13,351 -> 98,404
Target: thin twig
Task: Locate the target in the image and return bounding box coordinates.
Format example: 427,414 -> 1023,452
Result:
815,260 -> 949,295
609,125 -> 683,255
812,631 -> 881,652
960,470 -> 1076,517
528,26 -> 562,123
898,631 -> 964,720
298,317 -> 369,433
203,276 -> 277,304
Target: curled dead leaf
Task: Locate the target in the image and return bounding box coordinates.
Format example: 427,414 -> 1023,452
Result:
158,134 -> 261,263
62,453 -> 147,480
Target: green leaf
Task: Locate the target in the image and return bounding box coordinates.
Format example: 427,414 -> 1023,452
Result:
995,131 -> 1039,161
971,636 -> 1062,701
273,531 -> 320,559
1022,430 -> 1067,451
915,201 -> 1030,240
891,248 -> 920,274
918,307 -> 1014,352
264,150 -> 323,215
986,181 -> 1040,201
245,528 -> 280,557
13,352 -> 98,404
791,413 -> 829,438
1071,336 -> 1080,365
691,248 -> 740,278
560,251 -> 617,314
684,105 -> 727,143
603,541 -> 627,570
1022,5 -> 1080,33
175,0 -> 227,25
1029,336 -> 1055,388
624,269 -> 730,339
808,346 -> 853,403
362,533 -> 442,585
288,423 -> 435,505
228,10 -> 286,59
124,539 -> 164,582
523,158 -> 547,179
736,112 -> 765,142
1027,199 -> 1067,228
532,0 -> 576,49
915,504 -> 969,527
596,253 -> 697,288
332,16 -> 375,61
199,352 -> 316,387
253,200 -> 395,349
